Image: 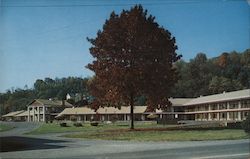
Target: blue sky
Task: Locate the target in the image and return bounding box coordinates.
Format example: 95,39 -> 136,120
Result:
0,0 -> 249,92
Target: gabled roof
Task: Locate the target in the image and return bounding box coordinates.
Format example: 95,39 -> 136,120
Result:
56,106 -> 147,118
2,110 -> 25,117
28,99 -> 73,107
183,89 -> 250,106
133,106 -> 147,113
57,107 -> 96,118
15,111 -> 28,117
97,107 -> 126,114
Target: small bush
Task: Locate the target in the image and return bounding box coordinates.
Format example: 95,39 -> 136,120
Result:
90,122 -> 99,126
242,114 -> 250,133
60,123 -> 67,127
226,122 -> 242,129
73,123 -> 82,127
110,115 -> 118,123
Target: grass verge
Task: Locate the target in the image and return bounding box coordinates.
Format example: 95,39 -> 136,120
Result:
64,129 -> 248,141
0,123 -> 14,132
26,122 -> 169,135
27,122 -> 249,141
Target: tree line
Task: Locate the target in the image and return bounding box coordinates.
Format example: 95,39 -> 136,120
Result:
0,77 -> 89,115
171,49 -> 250,97
0,49 -> 249,115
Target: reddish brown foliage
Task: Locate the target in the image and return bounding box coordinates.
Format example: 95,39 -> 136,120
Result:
217,52 -> 229,68
86,5 -> 181,128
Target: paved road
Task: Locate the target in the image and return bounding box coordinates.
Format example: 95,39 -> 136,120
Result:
0,121 -> 41,137
0,122 -> 249,159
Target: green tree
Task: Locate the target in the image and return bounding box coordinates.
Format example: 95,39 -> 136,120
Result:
188,53 -> 212,96
242,114 -> 250,133
87,5 -> 181,129
171,60 -> 193,97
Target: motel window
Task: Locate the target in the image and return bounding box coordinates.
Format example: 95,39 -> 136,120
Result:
203,113 -> 208,119
196,105 -> 204,111
39,107 -> 43,112
196,114 -> 201,119
244,112 -> 249,118
241,100 -> 250,108
204,105 -> 209,111
211,113 -> 217,119
229,112 -> 238,120
219,103 -> 227,110
220,112 -> 226,119
211,104 -> 217,110
187,107 -> 195,112
196,106 -> 200,111
201,106 -> 204,111
234,112 -> 238,118
222,113 -> 226,118
229,102 -> 238,109
201,105 -> 206,111
229,112 -> 233,119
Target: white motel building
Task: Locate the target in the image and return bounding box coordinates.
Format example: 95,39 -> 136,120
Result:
2,89 -> 250,123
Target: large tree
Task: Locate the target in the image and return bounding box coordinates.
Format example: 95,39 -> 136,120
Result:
87,5 -> 181,129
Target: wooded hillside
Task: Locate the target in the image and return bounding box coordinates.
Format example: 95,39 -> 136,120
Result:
0,49 -> 249,114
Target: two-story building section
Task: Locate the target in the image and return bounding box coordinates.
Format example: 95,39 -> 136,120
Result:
27,99 -> 73,122
169,89 -> 250,122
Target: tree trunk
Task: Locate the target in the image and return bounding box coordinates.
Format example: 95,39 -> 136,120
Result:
130,93 -> 134,130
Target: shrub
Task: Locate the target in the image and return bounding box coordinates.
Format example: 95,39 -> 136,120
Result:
60,123 -> 67,127
90,122 -> 99,126
110,115 -> 118,123
73,123 -> 82,127
226,122 -> 242,129
242,114 -> 250,133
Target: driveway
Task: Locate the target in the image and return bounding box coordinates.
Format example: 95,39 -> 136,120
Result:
0,121 -> 41,137
0,122 -> 249,159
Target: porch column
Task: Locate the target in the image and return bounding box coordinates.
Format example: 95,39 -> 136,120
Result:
217,104 -> 220,120
124,114 -> 127,121
127,114 -> 130,120
33,106 -> 35,122
216,113 -> 219,121
238,101 -> 242,121
27,106 -> 30,122
43,106 -> 45,122
141,114 -> 145,121
227,102 -> 230,120
37,106 -> 40,122
208,104 -> 211,121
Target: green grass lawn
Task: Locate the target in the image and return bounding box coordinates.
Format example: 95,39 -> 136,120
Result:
65,129 -> 248,141
27,122 -> 249,141
0,123 -> 14,132
27,121 -> 167,135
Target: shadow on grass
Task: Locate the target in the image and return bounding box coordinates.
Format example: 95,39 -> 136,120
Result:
0,136 -> 69,152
